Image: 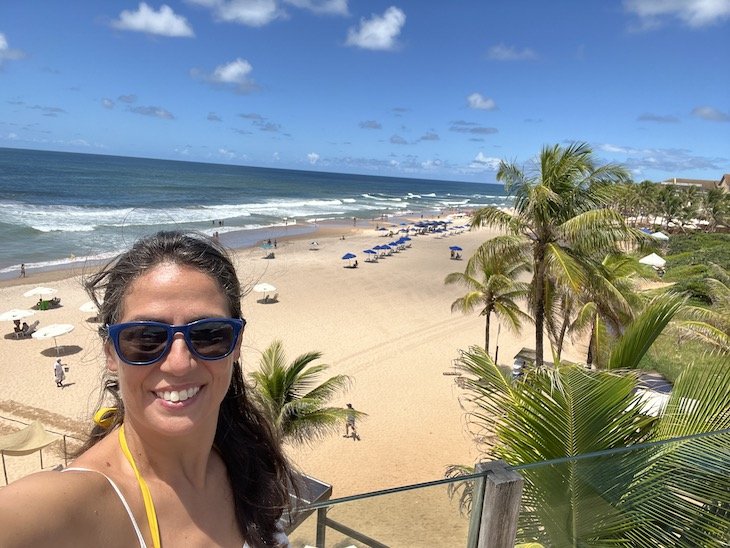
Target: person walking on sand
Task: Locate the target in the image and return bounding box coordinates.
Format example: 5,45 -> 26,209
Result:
344,403 -> 360,441
53,358 -> 65,388
20,263 -> 26,278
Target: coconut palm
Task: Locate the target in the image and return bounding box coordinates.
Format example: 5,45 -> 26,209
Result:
250,340 -> 359,445
570,253 -> 651,368
701,187 -> 730,233
470,142 -> 641,367
673,263 -> 730,354
445,236 -> 532,355
447,293 -> 730,545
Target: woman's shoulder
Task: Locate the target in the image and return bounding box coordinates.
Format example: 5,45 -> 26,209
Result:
0,468 -> 116,545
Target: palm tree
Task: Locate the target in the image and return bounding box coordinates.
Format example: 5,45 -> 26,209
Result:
470,142 -> 640,367
447,293 -> 730,545
701,187 -> 730,233
249,340 -> 360,445
673,263 -> 730,354
444,236 -> 532,355
570,253 -> 651,368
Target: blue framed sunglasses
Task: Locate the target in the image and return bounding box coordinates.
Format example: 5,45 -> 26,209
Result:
105,318 -> 245,366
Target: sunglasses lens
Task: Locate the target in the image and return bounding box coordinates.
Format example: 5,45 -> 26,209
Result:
118,324 -> 168,364
189,321 -> 236,358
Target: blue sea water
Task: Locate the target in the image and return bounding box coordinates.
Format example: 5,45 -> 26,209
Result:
0,147 -> 509,277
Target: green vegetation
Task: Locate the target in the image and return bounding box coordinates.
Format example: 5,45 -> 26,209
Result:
447,144 -> 730,544
249,340 -> 360,445
664,233 -> 730,302
470,142 -> 638,367
445,240 -> 531,355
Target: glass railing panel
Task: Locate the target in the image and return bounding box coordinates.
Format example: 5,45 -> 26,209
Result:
287,478 -> 477,547
510,429 -> 730,547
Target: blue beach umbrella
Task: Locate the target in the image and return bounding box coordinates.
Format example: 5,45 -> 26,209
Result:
449,246 -> 462,251
342,252 -> 357,267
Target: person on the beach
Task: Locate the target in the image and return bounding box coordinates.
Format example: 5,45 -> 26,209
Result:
0,231 -> 294,547
19,263 -> 26,278
53,357 -> 65,388
344,403 -> 360,441
13,319 -> 22,335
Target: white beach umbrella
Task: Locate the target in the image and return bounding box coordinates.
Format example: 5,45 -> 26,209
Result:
639,253 -> 666,268
79,300 -> 100,313
23,286 -> 58,298
32,323 -> 75,355
253,283 -> 276,294
0,309 -> 35,322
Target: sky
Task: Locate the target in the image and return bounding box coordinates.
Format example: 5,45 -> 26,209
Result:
1,0 -> 729,184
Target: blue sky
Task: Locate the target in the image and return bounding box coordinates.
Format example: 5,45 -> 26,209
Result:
1,1 -> 729,184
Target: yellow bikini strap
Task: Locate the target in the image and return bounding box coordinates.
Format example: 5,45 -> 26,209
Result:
119,425 -> 162,548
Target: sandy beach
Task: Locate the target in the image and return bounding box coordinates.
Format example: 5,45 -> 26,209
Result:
0,216 -> 586,543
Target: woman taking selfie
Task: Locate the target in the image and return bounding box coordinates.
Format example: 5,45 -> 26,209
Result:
0,231 -> 294,547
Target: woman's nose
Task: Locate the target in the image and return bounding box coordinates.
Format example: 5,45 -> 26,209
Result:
159,334 -> 195,373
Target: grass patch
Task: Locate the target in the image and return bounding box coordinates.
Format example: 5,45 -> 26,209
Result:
639,332 -> 728,383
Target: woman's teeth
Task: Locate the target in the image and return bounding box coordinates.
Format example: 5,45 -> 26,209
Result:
157,386 -> 200,402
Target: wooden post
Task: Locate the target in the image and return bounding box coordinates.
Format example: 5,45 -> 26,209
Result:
1,452 -> 7,485
476,460 -> 523,548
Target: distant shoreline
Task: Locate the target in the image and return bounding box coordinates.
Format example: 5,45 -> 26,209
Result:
0,212 -> 439,288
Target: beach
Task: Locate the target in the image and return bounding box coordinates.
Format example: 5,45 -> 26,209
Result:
0,216 -> 586,543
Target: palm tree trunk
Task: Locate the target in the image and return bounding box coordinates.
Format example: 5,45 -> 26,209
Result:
586,322 -> 596,368
534,245 -> 546,368
555,301 -> 570,362
484,313 -> 491,354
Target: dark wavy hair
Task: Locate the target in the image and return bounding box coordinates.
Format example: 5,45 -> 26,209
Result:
79,230 -> 293,547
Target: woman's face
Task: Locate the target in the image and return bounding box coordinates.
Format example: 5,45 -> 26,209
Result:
105,262 -> 240,438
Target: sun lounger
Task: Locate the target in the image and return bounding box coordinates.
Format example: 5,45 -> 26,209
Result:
15,320 -> 39,339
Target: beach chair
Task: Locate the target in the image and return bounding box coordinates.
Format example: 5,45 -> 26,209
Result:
16,320 -> 39,339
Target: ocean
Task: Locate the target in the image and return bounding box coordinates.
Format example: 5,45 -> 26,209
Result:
0,147 -> 509,279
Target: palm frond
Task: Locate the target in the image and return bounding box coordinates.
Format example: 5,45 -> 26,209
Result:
607,293 -> 686,370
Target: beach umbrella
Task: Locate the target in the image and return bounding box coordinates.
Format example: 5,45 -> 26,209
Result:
0,309 -> 35,322
23,286 -> 58,298
639,253 -> 666,268
253,282 -> 276,294
32,323 -> 75,356
342,252 -> 357,260
253,282 -> 277,302
79,301 -> 100,313
363,249 -> 377,262
449,246 -> 463,251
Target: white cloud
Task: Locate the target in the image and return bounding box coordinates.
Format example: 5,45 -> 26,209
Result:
470,152 -> 501,170
129,105 -> 175,119
189,0 -> 283,27
467,92 -> 496,111
487,43 -> 537,61
307,152 -> 320,164
102,98 -> 115,109
691,105 -> 730,122
213,58 -> 252,83
112,3 -> 195,37
218,147 -> 235,158
0,32 -> 26,63
624,0 -> 730,28
284,0 -> 348,15
193,58 -> 258,93
346,6 -> 405,51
